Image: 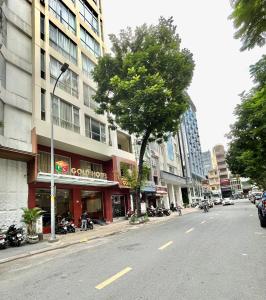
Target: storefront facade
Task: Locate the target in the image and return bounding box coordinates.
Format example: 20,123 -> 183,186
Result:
28,145 -> 132,233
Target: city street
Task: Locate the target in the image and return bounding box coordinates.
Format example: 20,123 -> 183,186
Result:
0,200 -> 265,300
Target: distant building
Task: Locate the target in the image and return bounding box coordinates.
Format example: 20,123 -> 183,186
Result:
202,151 -> 212,177
212,144 -> 231,197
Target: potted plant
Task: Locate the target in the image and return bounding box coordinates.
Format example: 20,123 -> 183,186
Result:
21,207 -> 44,244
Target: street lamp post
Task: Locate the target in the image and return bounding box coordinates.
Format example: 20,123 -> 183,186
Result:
50,62 -> 69,242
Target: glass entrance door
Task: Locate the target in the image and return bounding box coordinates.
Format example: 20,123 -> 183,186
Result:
112,195 -> 126,217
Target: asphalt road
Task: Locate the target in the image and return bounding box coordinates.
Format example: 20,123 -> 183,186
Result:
0,200 -> 265,300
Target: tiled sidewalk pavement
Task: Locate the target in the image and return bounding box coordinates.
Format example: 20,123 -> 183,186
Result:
0,207 -> 198,264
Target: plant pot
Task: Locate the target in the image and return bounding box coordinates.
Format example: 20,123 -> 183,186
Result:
27,235 -> 39,244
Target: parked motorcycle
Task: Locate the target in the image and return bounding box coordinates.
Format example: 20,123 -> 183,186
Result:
155,207 -> 164,217
147,207 -> 156,217
86,218 -> 94,230
170,203 -> 178,212
0,226 -> 7,249
61,218 -> 75,233
6,224 -> 25,247
55,222 -> 68,234
163,208 -> 171,216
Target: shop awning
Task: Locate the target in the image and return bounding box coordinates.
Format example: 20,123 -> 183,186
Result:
155,185 -> 168,197
36,172 -> 119,187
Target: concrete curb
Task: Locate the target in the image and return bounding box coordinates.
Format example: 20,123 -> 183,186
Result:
0,208 -> 199,265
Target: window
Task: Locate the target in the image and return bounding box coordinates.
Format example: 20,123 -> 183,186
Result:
80,160 -> 103,172
49,0 -> 76,34
80,26 -> 100,57
50,56 -> 78,97
78,0 -> 99,34
85,116 -> 106,143
41,49 -> 45,79
83,83 -> 98,110
52,95 -> 80,133
41,89 -> 46,121
82,53 -> 96,79
40,13 -> 45,40
49,22 -> 77,64
38,151 -> 71,174
153,176 -> 158,185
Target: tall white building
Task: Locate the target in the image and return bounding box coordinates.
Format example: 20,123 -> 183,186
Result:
0,0 -> 34,225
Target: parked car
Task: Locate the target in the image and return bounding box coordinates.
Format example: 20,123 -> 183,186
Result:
222,198 -> 234,206
213,198 -> 222,205
250,192 -> 262,204
258,192 -> 266,227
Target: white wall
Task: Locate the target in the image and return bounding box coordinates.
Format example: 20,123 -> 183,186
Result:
6,62 -> 32,100
7,0 -> 31,26
6,23 -> 32,63
0,158 -> 28,226
4,105 -> 32,144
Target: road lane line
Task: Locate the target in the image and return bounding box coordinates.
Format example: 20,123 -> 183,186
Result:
200,220 -> 206,224
186,228 -> 194,234
95,267 -> 132,290
158,241 -> 173,250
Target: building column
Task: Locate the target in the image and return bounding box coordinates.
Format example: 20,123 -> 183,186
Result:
73,188 -> 81,226
167,184 -> 175,208
103,190 -> 113,223
175,186 -> 183,206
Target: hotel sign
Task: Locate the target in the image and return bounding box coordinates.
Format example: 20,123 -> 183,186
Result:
71,168 -> 107,180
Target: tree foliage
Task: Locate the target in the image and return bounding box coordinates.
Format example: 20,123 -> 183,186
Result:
92,17 -> 194,213
229,0 -> 266,51
226,55 -> 266,188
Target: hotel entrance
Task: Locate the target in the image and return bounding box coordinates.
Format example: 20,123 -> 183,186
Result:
35,189 -> 72,228
81,191 -> 103,220
112,195 -> 126,217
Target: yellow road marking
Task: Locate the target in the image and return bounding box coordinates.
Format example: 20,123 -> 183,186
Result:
80,238 -> 87,243
158,241 -> 173,250
186,228 -> 194,234
200,221 -> 206,224
95,267 -> 132,290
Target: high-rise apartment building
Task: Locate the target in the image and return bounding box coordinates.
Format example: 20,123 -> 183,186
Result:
201,150 -> 212,177
0,0 -> 35,225
182,100 -> 204,199
1,0 -> 136,230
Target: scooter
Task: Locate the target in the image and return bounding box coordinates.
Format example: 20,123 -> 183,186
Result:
203,204 -> 209,213
6,224 -> 25,247
55,222 -> 68,234
61,218 -> 75,233
0,226 -> 7,249
163,208 -> 171,216
155,207 -> 164,217
86,218 -> 94,230
147,207 -> 156,217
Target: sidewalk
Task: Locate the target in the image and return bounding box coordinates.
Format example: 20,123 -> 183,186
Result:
0,207 -> 198,264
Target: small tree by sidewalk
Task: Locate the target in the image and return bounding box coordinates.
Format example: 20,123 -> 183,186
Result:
21,207 -> 44,243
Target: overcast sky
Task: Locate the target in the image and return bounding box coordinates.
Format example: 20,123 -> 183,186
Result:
101,0 -> 265,152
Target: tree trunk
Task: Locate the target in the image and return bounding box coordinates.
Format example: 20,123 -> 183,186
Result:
134,129 -> 151,216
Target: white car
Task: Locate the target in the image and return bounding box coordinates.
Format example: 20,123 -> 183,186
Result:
222,198 -> 234,206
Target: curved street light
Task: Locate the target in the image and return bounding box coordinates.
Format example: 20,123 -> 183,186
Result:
50,62 -> 69,242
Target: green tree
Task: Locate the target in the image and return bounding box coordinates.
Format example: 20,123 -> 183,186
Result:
226,55 -> 266,188
229,0 -> 266,51
93,17 -> 194,214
